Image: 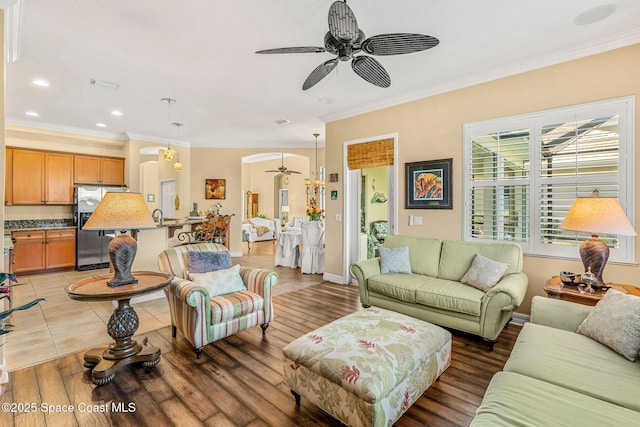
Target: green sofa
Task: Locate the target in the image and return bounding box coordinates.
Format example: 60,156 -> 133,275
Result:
471,296 -> 640,426
349,235 -> 528,346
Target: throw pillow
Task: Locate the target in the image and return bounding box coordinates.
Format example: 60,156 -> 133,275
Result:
460,254 -> 509,292
379,246 -> 412,274
186,250 -> 231,274
188,264 -> 247,297
577,288 -> 640,361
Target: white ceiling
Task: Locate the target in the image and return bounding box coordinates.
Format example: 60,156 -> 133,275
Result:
5,1 -> 640,149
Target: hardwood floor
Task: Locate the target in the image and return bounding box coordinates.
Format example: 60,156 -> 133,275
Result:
0,282 -> 520,427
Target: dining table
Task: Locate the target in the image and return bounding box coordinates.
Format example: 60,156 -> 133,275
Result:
275,229 -> 303,268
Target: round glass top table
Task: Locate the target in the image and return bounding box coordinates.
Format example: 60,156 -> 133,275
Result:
65,271 -> 173,385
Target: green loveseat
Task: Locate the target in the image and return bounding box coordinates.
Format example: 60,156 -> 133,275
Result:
349,235 -> 528,346
471,296 -> 640,426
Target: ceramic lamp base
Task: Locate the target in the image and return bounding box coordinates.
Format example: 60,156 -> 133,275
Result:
579,234 -> 609,288
107,232 -> 138,287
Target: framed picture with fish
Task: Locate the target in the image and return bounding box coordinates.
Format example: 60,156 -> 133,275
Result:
405,158 -> 452,209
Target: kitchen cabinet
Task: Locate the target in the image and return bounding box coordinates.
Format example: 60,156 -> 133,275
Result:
12,229 -> 76,273
5,147 -> 12,205
74,155 -> 125,185
10,149 -> 74,205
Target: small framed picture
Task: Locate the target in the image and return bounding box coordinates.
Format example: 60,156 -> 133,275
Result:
405,158 -> 452,209
331,190 -> 338,200
329,173 -> 339,183
146,194 -> 155,202
205,179 -> 226,200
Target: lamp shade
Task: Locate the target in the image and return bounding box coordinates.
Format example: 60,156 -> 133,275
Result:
281,206 -> 290,213
560,197 -> 636,236
83,192 -> 156,231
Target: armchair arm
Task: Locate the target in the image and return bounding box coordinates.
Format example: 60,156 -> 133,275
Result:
530,296 -> 593,332
485,272 -> 529,311
163,277 -> 212,349
349,257 -> 381,304
239,266 -> 278,323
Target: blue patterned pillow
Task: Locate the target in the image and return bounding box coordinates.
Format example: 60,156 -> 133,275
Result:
379,246 -> 412,274
186,251 -> 231,274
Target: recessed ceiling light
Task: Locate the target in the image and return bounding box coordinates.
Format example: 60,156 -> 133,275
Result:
32,79 -> 49,87
111,110 -> 123,116
96,123 -> 107,128
318,97 -> 335,104
574,4 -> 617,26
25,111 -> 39,117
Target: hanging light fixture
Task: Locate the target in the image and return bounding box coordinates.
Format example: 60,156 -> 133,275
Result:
161,98 -> 177,161
171,122 -> 184,171
305,133 -> 325,208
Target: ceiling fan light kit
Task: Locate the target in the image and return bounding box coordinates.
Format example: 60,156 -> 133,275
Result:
256,0 -> 439,90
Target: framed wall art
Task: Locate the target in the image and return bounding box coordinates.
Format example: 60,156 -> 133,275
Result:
205,179 -> 226,200
405,158 -> 452,209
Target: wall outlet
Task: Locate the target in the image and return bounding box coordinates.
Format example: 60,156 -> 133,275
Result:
334,213 -> 341,221
409,215 -> 414,226
414,216 -> 423,225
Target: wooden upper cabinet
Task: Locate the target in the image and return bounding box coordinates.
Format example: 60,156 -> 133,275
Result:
45,152 -> 74,204
12,149 -> 45,204
5,147 -> 12,205
11,149 -> 73,205
74,155 -> 124,185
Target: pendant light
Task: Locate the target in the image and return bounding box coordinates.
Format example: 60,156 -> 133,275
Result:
161,98 -> 177,161
172,122 -> 184,171
305,133 -> 324,207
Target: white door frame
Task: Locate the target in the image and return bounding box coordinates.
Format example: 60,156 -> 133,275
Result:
342,133 -> 398,283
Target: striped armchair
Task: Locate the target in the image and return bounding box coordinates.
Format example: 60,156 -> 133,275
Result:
158,243 -> 278,358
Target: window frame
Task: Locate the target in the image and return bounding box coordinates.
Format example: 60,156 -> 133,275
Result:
462,96 -> 635,263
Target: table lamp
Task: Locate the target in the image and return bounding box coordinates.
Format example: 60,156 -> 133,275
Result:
560,196 -> 636,287
82,192 -> 156,287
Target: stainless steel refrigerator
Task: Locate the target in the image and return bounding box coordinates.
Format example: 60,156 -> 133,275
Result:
73,185 -> 124,270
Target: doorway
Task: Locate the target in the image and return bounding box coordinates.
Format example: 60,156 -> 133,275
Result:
160,179 -> 176,218
343,134 -> 398,282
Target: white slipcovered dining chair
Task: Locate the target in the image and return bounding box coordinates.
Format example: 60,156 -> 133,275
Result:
300,221 -> 325,274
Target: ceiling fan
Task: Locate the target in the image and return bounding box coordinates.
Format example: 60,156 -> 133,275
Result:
265,153 -> 301,175
256,0 -> 439,90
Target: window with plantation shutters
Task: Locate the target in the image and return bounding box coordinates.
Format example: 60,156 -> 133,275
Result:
463,97 -> 635,263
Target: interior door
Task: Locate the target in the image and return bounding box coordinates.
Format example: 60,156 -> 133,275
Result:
160,179 -> 176,218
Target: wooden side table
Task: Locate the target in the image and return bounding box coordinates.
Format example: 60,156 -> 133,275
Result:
65,271 -> 173,385
544,276 -> 640,306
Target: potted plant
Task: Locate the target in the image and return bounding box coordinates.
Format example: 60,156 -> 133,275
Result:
0,272 -> 45,336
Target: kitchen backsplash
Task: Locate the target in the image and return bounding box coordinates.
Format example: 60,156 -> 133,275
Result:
5,219 -> 73,230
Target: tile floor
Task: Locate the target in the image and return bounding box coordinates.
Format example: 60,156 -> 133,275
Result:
3,241 -> 329,371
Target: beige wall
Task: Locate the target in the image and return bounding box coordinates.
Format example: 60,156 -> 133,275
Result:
326,43 -> 640,315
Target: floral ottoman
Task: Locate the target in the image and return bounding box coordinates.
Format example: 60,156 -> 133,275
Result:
283,307 -> 452,427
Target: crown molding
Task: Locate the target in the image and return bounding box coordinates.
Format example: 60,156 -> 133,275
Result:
6,119 -> 128,142
320,29 -> 640,123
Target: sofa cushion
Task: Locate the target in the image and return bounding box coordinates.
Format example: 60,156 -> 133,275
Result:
379,245 -> 412,274
189,264 -> 247,297
460,254 -> 509,292
438,240 -> 522,282
504,322 -> 640,412
186,250 -> 231,274
384,235 -> 442,277
415,277 -> 485,316
470,371 -> 640,427
577,288 -> 640,361
367,274 -> 428,304
210,290 -> 264,324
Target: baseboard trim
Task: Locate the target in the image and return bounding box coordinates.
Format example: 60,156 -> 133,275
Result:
323,272 -> 350,284
510,312 -> 530,326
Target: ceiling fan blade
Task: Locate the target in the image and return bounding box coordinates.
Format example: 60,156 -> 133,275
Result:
303,58 -> 338,90
256,46 -> 326,54
328,1 -> 359,43
265,170 -> 281,173
362,33 -> 440,56
289,170 -> 302,174
352,56 -> 390,88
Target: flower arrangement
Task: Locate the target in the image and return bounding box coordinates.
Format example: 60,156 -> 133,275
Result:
209,202 -> 223,216
306,206 -> 325,221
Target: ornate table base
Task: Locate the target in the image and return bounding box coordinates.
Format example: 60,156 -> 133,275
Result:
83,297 -> 160,385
